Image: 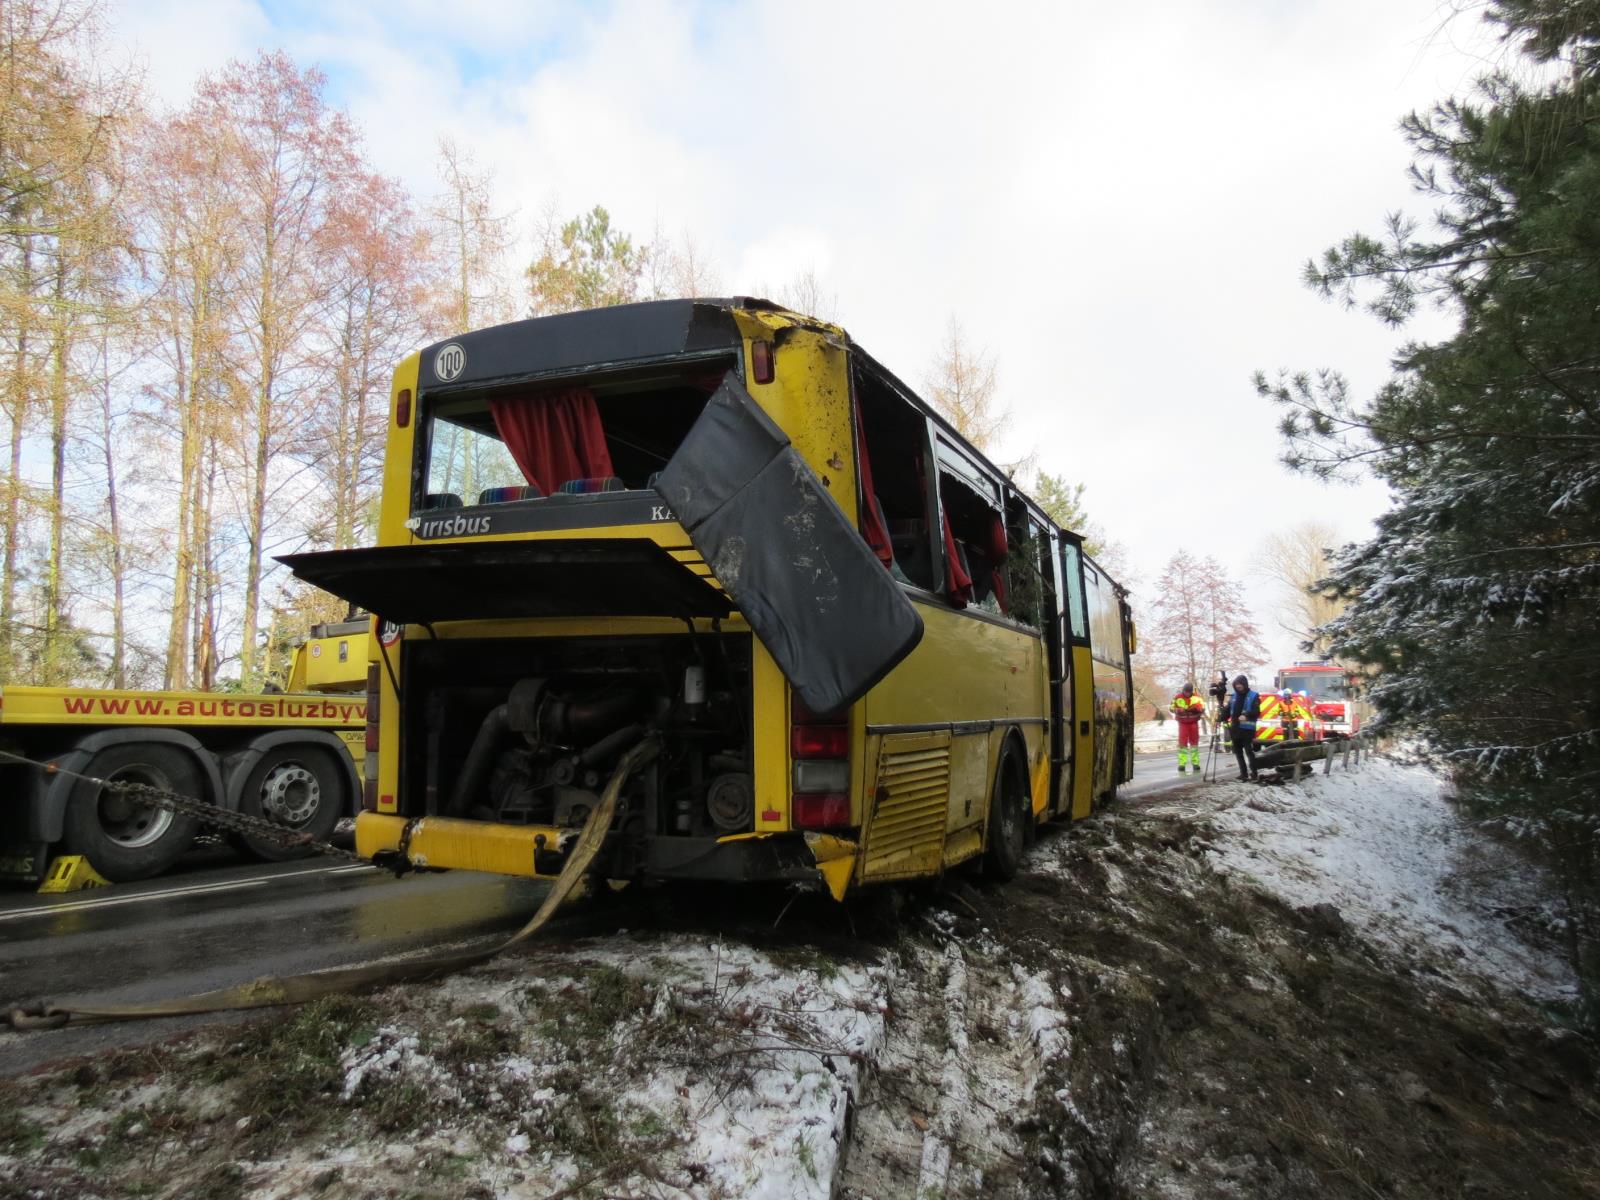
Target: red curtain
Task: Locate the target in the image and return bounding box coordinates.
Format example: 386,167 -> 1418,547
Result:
943,510 -> 973,607
488,387 -> 615,494
853,405 -> 893,569
989,512 -> 1009,612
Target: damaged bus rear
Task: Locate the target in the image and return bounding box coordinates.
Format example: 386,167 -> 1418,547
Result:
282,299 -> 1132,901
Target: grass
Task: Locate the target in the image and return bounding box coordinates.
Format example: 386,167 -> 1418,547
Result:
0,1082 -> 45,1156
796,1132 -> 818,1182
221,994 -> 382,1150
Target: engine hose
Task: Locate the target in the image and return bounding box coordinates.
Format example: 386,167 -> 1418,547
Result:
3,736 -> 663,1031
580,722 -> 645,767
446,703 -> 510,816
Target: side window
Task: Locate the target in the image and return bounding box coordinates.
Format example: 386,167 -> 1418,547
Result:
998,501 -> 1047,631
854,367 -> 938,591
1085,560 -> 1126,668
937,456 -> 1007,615
1061,540 -> 1088,641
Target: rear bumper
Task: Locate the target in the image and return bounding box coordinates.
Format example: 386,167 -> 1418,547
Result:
354,813 -> 858,899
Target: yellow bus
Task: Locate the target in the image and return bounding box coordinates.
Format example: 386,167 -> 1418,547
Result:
284,300 -> 1133,900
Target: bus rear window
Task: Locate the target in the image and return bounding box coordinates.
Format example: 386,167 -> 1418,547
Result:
419,364 -> 731,511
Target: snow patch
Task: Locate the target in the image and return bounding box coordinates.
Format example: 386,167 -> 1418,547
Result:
1200,757 -> 1575,1002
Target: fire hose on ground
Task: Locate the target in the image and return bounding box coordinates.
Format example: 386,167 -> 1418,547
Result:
1,737 -> 661,1032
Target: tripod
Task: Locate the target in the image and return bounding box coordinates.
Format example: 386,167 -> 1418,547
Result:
1202,670 -> 1230,782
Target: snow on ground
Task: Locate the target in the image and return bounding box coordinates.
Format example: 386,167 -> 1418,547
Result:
4,753 -> 1588,1200
1133,720 -> 1177,752
1180,756 -> 1576,1002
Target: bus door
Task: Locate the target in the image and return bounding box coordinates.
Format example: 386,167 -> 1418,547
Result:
1059,534 -> 1095,819
1036,522 -> 1069,816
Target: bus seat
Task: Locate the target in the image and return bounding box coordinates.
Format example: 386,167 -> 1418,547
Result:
477,484 -> 543,505
422,492 -> 462,510
557,476 -> 626,495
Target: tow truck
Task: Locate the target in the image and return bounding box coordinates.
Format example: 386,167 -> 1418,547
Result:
0,621 -> 368,887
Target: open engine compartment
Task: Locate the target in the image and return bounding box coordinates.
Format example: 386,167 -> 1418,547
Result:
399,633 -> 754,865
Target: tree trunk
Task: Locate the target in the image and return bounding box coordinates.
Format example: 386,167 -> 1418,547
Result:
237,367 -> 273,689
193,453 -> 218,690
98,343 -> 126,688
163,324 -> 194,690
2,242 -> 35,679
44,263 -> 68,683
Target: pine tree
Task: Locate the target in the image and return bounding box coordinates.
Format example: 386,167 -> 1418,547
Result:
1257,0 -> 1600,1022
526,205 -> 645,315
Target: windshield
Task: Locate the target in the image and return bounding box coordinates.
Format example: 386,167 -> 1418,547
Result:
1280,672 -> 1345,701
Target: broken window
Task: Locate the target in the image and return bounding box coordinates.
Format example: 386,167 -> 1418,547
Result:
853,365 -> 939,592
418,363 -> 732,513
936,439 -> 1008,615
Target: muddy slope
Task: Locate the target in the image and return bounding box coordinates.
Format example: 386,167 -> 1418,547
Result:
2,778 -> 1597,1199
842,794 -> 1599,1199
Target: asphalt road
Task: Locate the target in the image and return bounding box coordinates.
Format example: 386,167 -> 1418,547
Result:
1,749 -> 1214,1075
1122,744 -> 1228,800
0,852 -> 552,1075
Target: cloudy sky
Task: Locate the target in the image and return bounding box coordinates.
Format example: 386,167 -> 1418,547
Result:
109,0 -> 1502,668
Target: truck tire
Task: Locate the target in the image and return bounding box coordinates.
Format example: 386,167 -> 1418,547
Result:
61,743 -> 204,882
983,744 -> 1028,882
229,744 -> 344,862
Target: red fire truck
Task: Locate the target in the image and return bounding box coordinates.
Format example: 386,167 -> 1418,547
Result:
1272,660 -> 1359,739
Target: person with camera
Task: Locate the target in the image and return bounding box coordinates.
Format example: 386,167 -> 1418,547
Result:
1224,674 -> 1262,781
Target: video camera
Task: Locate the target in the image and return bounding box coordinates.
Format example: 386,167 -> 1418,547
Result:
1207,671 -> 1230,703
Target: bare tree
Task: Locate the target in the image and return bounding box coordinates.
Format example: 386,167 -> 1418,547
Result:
925,317 -> 1005,452
1144,551 -> 1269,690
429,137 -> 514,332
1253,521 -> 1348,656
0,0 -> 131,680
643,223 -> 721,300
188,53 -> 364,688
312,170 -> 432,550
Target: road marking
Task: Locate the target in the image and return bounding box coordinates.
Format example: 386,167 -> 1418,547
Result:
0,863 -> 375,922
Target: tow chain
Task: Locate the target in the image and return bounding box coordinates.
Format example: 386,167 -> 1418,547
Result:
0,749 -> 367,864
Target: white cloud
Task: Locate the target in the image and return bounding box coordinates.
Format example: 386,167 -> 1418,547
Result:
109,0 -> 1505,665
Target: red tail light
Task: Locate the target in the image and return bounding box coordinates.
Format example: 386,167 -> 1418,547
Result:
793,724 -> 849,758
793,793 -> 850,829
396,388 -> 412,428
791,696 -> 851,830
750,340 -> 775,384
362,665 -> 381,811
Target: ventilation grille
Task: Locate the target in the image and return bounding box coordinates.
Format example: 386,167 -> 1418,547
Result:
862,733 -> 950,880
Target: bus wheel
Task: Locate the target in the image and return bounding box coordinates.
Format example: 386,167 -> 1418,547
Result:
230,745 -> 344,862
984,748 -> 1028,882
61,743 -> 203,882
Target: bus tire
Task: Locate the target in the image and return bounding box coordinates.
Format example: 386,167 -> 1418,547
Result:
984,746 -> 1028,882
229,745 -> 344,862
61,743 -> 204,882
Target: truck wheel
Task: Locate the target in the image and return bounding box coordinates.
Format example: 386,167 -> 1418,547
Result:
61,743 -> 204,882
230,745 -> 344,862
983,746 -> 1028,882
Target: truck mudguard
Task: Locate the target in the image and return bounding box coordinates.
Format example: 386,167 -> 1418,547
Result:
655,375 -> 924,715
34,728 -> 225,843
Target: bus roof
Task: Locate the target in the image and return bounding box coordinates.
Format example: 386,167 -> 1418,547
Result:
414,298 -> 1115,594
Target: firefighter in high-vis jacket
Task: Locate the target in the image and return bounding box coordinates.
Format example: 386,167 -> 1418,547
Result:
1257,690 -> 1316,744
1170,681 -> 1206,773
